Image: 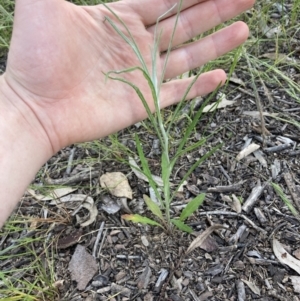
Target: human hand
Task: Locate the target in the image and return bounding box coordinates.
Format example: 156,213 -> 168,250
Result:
4,0 -> 254,155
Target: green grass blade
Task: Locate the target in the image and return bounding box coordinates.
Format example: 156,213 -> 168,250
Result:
171,144 -> 222,204
171,219 -> 193,233
158,0 -> 183,93
174,84 -> 221,157
122,214 -> 164,228
166,71 -> 203,134
180,193 -> 205,222
161,151 -> 171,203
143,194 -> 163,220
105,69 -> 164,143
101,2 -> 149,74
272,183 -> 299,217
171,138 -> 206,167
135,134 -> 163,206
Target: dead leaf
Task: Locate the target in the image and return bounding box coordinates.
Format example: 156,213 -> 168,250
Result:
186,225 -> 225,254
100,172 -> 132,199
231,194 -> 242,213
50,194 -> 97,227
68,245 -> 98,290
199,235 -> 219,252
129,157 -> 164,187
27,187 -> 77,201
229,76 -> 246,87
242,279 -> 261,295
203,93 -> 236,113
221,194 -> 241,213
273,239 -> 300,275
290,276 -> 300,293
236,143 -> 260,161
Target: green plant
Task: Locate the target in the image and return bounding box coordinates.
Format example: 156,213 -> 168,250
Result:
101,1 -> 222,233
0,219 -> 58,300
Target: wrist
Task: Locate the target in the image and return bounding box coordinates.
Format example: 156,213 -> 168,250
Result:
0,75 -> 54,227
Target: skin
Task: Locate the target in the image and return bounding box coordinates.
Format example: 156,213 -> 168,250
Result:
0,0 -> 255,228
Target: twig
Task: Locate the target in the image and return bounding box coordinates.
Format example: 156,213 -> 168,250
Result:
93,221 -> 105,258
207,182 -> 244,193
242,181 -> 264,213
65,147 -> 76,176
198,211 -> 267,235
98,228 -> 108,258
46,169 -> 100,185
264,143 -> 292,153
245,54 -> 268,145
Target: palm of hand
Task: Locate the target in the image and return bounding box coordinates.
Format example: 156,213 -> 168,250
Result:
5,0 -> 253,153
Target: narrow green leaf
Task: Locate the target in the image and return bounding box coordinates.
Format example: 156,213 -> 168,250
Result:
106,70 -> 163,143
171,138 -> 206,167
143,195 -> 163,220
101,3 -> 149,73
171,219 -> 193,233
135,135 -> 163,207
175,84 -> 221,156
122,214 -> 163,228
170,144 -> 222,204
161,152 -> 169,184
272,183 -> 299,217
180,193 -> 205,222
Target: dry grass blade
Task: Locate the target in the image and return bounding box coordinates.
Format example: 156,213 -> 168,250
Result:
186,224 -> 225,254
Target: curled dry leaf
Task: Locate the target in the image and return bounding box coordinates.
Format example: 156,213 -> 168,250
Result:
50,194 -> 97,227
272,239 -> 300,275
27,187 -> 77,201
236,143 -> 260,161
186,224 -> 225,254
100,172 -> 132,199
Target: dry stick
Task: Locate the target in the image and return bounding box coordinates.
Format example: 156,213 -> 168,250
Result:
259,77 -> 274,108
242,181 -> 264,213
254,208 -> 268,225
92,221 -> 105,258
198,211 -> 267,235
283,171 -> 300,212
245,55 -> 268,145
65,147 -> 76,176
98,228 -> 108,259
46,169 -> 100,185
207,181 -> 244,193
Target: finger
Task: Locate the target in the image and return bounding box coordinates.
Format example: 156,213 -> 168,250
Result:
147,0 -> 255,51
126,0 -> 206,26
161,69 -> 227,107
162,21 -> 249,79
